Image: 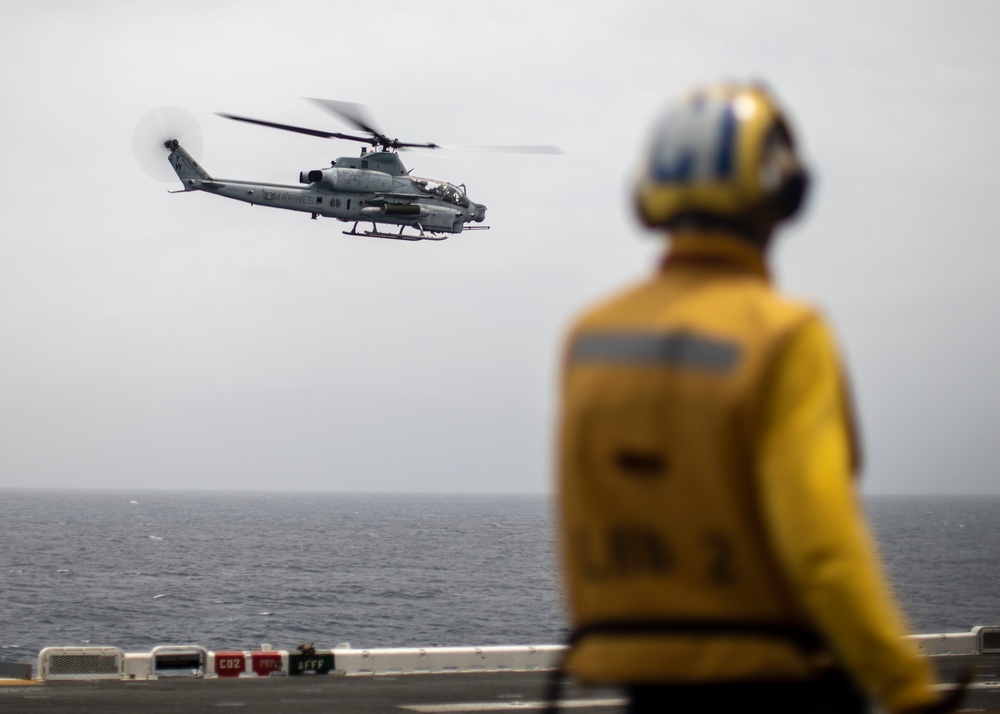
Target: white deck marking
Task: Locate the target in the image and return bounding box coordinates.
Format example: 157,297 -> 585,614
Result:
402,698 -> 626,712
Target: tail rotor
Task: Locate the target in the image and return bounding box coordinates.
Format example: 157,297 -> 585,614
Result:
132,106 -> 203,182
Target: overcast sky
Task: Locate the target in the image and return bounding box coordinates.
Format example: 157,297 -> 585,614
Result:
1,1 -> 998,494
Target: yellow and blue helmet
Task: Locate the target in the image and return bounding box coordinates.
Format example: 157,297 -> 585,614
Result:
635,83 -> 809,230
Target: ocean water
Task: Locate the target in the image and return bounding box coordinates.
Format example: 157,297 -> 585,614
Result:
866,495 -> 1000,635
0,490 -> 997,666
0,491 -> 562,665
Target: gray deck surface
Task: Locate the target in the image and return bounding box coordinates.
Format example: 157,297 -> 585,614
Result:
0,671 -> 624,713
3,656 -> 1000,713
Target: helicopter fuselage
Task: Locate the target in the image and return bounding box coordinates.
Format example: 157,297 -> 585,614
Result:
165,140 -> 487,240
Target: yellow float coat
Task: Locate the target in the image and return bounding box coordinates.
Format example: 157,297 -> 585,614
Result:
558,232 -> 936,713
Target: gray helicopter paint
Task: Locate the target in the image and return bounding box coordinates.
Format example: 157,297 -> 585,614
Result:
165,141 -> 486,236
335,152 -> 408,176
319,167 -> 394,193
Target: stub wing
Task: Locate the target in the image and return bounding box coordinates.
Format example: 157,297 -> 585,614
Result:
365,192 -> 426,204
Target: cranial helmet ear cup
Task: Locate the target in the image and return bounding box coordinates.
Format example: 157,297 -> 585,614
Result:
777,169 -> 809,220
635,189 -> 657,229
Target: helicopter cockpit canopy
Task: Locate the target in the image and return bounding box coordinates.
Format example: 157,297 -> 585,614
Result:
412,177 -> 470,207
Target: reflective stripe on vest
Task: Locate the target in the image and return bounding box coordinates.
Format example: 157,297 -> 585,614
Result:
570,330 -> 741,373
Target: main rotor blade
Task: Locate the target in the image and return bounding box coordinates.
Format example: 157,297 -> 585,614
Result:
215,112 -> 374,144
396,141 -> 442,150
306,98 -> 381,136
307,98 -> 442,151
438,144 -> 564,155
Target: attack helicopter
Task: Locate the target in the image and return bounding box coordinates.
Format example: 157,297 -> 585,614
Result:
153,99 -> 559,241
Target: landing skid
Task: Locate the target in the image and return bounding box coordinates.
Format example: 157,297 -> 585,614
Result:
341,221 -> 487,241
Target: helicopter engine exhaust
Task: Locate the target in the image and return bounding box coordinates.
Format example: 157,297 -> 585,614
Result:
381,204 -> 422,216
299,170 -> 324,184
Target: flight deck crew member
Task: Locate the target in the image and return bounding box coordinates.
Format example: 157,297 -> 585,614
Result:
556,84 -> 951,713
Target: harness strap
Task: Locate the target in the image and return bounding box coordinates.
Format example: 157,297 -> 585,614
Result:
568,618 -> 825,650
545,619 -> 827,714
